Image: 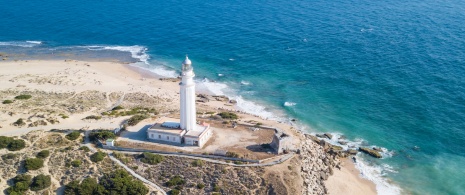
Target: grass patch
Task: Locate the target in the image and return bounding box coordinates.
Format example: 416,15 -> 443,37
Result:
166,175 -> 185,187
218,112 -> 238,120
140,152 -> 164,165
14,94 -> 32,100
83,115 -> 102,120
127,114 -> 149,126
2,99 -> 13,104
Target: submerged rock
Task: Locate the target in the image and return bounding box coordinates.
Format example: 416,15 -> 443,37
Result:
324,133 -> 333,139
359,147 -> 382,158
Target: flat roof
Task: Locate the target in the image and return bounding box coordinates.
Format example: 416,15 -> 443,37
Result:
148,117 -> 185,135
185,125 -> 209,138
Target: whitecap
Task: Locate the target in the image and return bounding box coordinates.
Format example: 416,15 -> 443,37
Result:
80,45 -> 149,63
217,73 -> 224,77
240,80 -> 251,85
0,41 -> 42,47
284,101 -> 297,107
355,158 -> 402,195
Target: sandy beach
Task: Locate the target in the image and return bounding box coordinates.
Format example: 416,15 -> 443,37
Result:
0,59 -> 376,195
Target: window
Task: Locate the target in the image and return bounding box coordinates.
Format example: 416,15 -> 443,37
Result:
173,137 -> 176,141
167,136 -> 169,140
151,134 -> 154,138
158,135 -> 161,139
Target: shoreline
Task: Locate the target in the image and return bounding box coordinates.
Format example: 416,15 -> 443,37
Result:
0,58 -> 377,194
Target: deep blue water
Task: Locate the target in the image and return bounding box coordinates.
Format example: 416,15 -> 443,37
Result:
2,0 -> 465,194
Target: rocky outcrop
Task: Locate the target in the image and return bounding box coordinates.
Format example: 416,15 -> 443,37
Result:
300,135 -> 341,195
359,147 -> 382,158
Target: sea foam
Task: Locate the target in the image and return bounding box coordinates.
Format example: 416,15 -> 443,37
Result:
0,41 -> 42,47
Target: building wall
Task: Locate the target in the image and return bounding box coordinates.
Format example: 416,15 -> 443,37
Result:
147,131 -> 182,144
184,128 -> 213,147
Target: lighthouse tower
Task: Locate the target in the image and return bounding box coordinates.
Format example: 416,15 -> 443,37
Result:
179,56 -> 197,131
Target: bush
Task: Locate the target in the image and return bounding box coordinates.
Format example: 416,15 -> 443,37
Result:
6,174 -> 32,194
112,105 -> 124,110
218,112 -> 238,120
233,161 -> 243,165
2,153 -> 18,161
170,189 -> 180,195
71,160 -> 82,167
30,174 -> 51,191
36,150 -> 50,159
166,175 -> 185,187
0,136 -> 14,149
7,139 -> 26,151
14,94 -> 32,100
90,151 -> 106,163
140,152 -> 164,165
2,99 -> 13,104
79,146 -> 90,152
191,159 -> 204,167
99,169 -> 148,194
89,131 -> 116,142
65,131 -> 81,140
83,115 -> 102,120
25,158 -> 44,171
226,151 -> 239,158
127,114 -> 149,126
197,183 -> 205,189
213,183 -> 221,192
12,118 -> 26,127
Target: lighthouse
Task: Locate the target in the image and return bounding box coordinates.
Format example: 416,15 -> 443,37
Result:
179,56 -> 197,131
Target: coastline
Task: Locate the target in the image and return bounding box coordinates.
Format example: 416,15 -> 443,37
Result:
0,58 -> 377,195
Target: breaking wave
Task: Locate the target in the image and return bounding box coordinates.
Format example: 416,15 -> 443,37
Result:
0,41 -> 42,47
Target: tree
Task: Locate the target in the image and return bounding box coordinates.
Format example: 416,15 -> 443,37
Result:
25,158 -> 44,171
30,174 -> 51,191
65,131 -> 81,141
0,136 -> 14,149
89,131 -> 116,142
36,150 -> 50,159
7,139 -> 26,151
218,112 -> 238,120
6,174 -> 32,194
99,169 -> 148,194
90,151 -> 106,163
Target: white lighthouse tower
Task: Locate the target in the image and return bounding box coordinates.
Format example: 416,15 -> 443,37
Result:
179,56 -> 197,131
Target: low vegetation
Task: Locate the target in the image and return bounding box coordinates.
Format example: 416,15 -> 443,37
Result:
127,114 -> 149,126
30,174 -> 51,191
0,136 -> 26,151
166,175 -> 185,187
65,131 -> 81,140
12,118 -> 26,127
83,115 -> 102,120
64,170 -> 148,195
90,151 -> 106,163
2,99 -> 13,104
25,158 -> 44,171
140,152 -> 164,165
71,160 -> 82,167
89,130 -> 116,141
102,106 -> 158,117
191,159 -> 204,167
6,174 -> 31,194
79,146 -> 90,152
218,112 -> 238,120
226,151 -> 240,158
36,150 -> 50,159
14,94 -> 32,100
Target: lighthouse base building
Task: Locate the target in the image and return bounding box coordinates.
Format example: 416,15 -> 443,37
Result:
147,56 -> 212,147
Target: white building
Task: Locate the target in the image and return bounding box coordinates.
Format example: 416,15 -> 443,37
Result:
147,56 -> 212,147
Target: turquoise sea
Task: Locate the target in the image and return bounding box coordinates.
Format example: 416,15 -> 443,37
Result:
1,0 -> 465,194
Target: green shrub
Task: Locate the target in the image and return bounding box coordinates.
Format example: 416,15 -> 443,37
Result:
12,118 -> 26,127
83,115 -> 102,120
90,151 -> 106,163
166,175 -> 185,187
89,131 -> 116,141
65,131 -> 80,140
191,159 -> 204,167
213,183 -> 221,192
226,151 -> 239,158
0,136 -> 14,149
1,153 -> 18,161
112,105 -> 124,110
197,183 -> 205,189
30,174 -> 51,191
127,114 -> 149,126
6,174 -> 32,194
7,139 -> 26,151
61,115 -> 69,119
25,158 -> 44,171
99,169 -> 148,194
2,99 -> 13,104
218,112 -> 238,119
14,94 -> 32,100
36,150 -> 50,159
170,189 -> 180,195
233,161 -> 243,165
79,146 -> 90,152
140,152 -> 164,165
71,160 -> 81,167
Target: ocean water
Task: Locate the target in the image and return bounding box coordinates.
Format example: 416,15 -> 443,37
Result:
1,0 -> 465,194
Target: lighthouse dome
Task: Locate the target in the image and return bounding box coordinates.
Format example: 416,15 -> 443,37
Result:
182,56 -> 192,65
